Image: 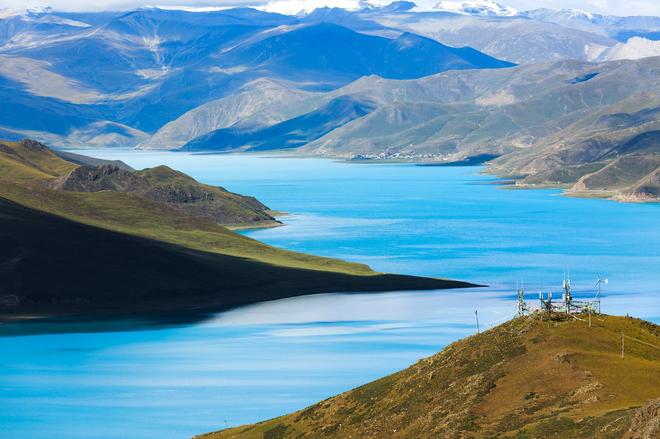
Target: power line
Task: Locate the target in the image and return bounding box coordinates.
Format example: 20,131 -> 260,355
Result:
623,333 -> 660,350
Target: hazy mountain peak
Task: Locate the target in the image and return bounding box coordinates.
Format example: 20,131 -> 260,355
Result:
599,37 -> 660,61
372,1 -> 417,12
531,8 -> 595,20
431,0 -> 517,16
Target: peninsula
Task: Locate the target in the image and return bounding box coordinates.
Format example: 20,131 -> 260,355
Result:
0,139 -> 474,322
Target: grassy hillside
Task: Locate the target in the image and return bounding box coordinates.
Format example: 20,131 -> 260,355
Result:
201,314 -> 659,438
0,139 -> 367,272
52,161 -> 280,227
0,197 -> 468,319
0,139 -> 473,319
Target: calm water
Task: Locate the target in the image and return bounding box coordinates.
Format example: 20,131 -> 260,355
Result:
1,151 -> 658,438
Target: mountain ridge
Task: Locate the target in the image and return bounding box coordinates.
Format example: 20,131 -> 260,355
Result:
0,8 -> 515,144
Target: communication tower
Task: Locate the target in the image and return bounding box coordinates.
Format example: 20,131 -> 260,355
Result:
516,281 -> 528,316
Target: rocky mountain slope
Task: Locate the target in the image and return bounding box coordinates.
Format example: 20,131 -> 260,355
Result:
166,57 -> 659,202
0,139 -> 473,321
139,78 -> 318,150
154,57 -> 655,155
201,314 -> 660,438
3,3 -> 657,148
182,96 -> 376,152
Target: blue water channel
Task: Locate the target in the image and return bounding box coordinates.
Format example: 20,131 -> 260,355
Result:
1,152 -> 658,438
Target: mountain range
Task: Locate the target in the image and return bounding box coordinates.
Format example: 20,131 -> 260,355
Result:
0,2 -> 658,201
0,5 -> 513,143
1,2 -> 658,146
166,56 -> 659,201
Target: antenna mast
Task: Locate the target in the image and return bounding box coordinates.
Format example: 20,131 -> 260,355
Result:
594,274 -> 607,314
516,280 -> 528,317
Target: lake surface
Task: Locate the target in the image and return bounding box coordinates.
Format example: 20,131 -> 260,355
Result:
1,151 -> 658,438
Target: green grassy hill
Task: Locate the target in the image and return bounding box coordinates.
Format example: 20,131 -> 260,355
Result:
201,314 -> 659,439
0,139 -> 473,320
52,161 -> 280,227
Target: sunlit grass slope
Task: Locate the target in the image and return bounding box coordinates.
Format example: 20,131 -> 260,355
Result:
0,139 -> 369,274
201,314 -> 659,438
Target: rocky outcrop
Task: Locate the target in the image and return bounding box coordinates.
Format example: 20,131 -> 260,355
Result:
51,165 -> 147,192
18,139 -> 50,152
143,185 -> 215,204
50,164 -> 278,226
625,398 -> 660,439
617,168 -> 660,202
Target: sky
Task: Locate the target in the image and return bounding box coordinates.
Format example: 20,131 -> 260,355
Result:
2,0 -> 659,16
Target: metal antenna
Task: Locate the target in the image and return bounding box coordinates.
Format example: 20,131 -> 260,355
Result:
594,274 -> 607,314
475,310 -> 480,334
517,280 -> 527,317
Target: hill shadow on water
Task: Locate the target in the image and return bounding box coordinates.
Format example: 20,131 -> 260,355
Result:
0,197 -> 474,329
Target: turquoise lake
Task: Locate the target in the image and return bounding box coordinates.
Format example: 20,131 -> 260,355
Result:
1,152 -> 658,438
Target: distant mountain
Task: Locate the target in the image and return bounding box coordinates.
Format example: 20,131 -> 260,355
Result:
162,56 -> 660,202
0,7 -> 513,145
357,7 -> 616,64
182,96 -> 375,152
520,8 -> 660,42
432,0 -> 516,16
201,315 -> 660,438
0,3 -> 658,164
0,9 -> 89,46
139,78 -> 319,150
178,57 -> 655,160
214,22 -> 514,84
595,37 -> 660,61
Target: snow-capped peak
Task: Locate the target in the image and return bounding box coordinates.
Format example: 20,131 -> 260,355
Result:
521,8 -> 596,22
0,5 -> 90,27
559,9 -> 594,20
432,0 -> 517,16
25,5 -> 54,16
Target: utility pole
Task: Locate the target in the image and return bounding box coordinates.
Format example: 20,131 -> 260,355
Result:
475,310 -> 480,334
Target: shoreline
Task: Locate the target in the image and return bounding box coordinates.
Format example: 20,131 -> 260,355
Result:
0,280 -> 482,329
226,211 -> 290,231
61,148 -> 659,204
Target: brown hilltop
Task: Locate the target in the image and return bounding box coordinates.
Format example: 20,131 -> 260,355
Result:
200,314 -> 659,439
